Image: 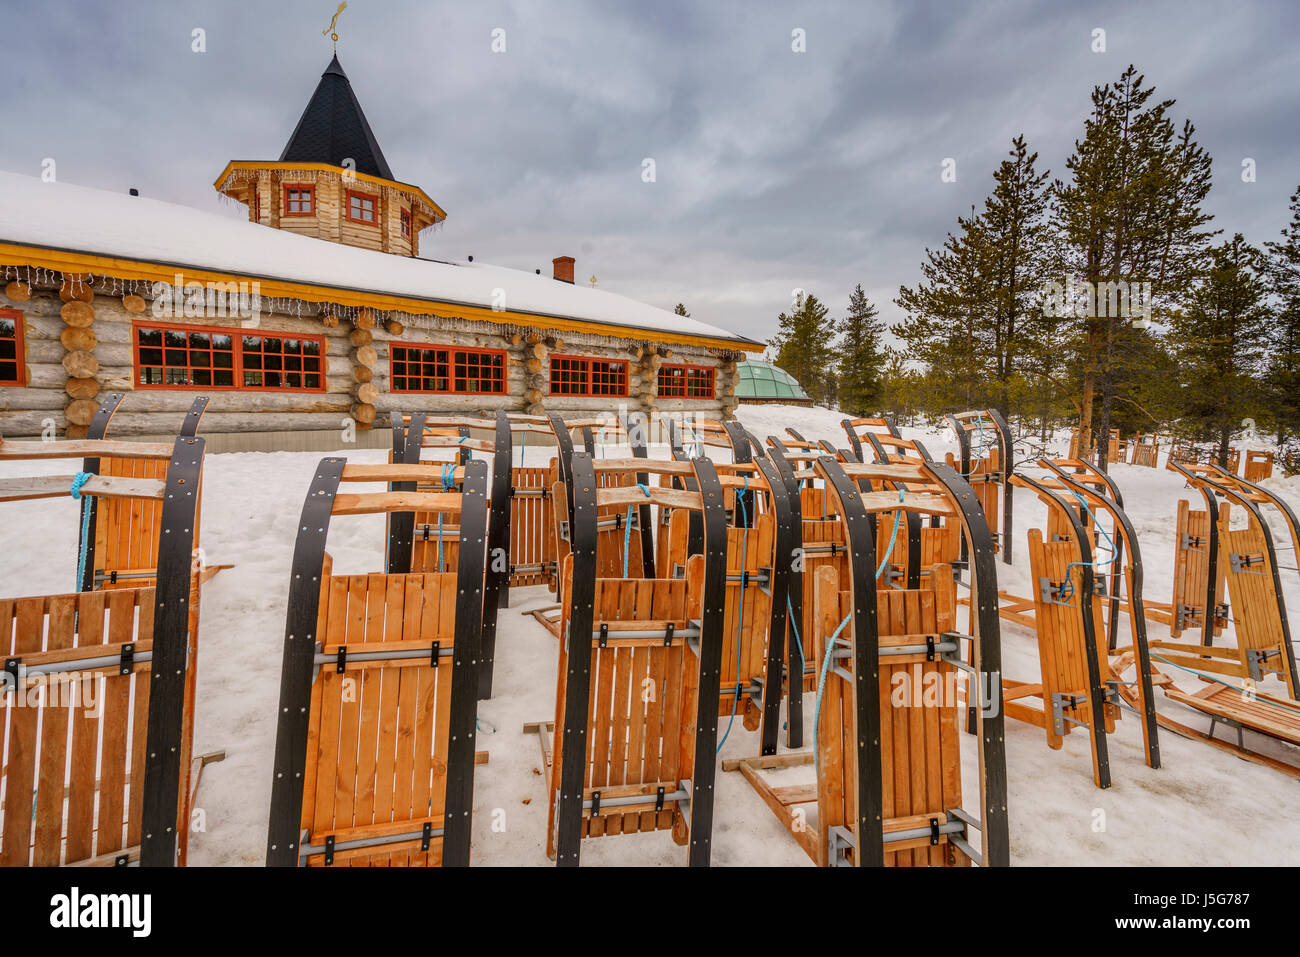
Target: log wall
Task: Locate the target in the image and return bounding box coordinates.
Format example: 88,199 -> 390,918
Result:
0,278 -> 742,437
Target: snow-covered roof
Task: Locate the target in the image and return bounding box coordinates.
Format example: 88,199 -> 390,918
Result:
0,170 -> 757,348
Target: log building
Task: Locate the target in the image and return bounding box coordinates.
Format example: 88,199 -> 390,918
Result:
0,54 -> 759,444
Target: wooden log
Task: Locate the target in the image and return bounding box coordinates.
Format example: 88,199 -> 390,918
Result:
350,328 -> 373,348
64,425 -> 89,440
122,294 -> 147,314
511,333 -> 523,346
4,281 -> 32,303
352,402 -> 377,424
60,326 -> 97,352
59,300 -> 95,328
526,332 -> 543,344
355,345 -> 378,368
526,388 -> 543,404
526,402 -> 545,416
529,342 -> 548,360
353,365 -> 373,384
387,320 -> 404,337
322,313 -> 340,328
62,351 -> 99,378
354,309 -> 376,330
58,276 -> 93,303
356,382 -> 380,405
64,377 -> 100,400
64,399 -> 100,426
526,358 -> 543,375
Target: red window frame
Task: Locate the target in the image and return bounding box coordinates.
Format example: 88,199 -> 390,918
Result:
400,208 -> 412,238
0,308 -> 26,386
658,363 -> 715,399
282,183 -> 315,217
549,355 -> 628,397
346,189 -> 378,224
390,343 -> 507,395
133,321 -> 326,393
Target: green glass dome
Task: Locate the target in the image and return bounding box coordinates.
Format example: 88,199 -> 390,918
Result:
734,360 -> 811,403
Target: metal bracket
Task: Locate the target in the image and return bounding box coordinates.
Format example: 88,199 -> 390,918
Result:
663,623 -> 675,647
1038,577 -> 1073,607
335,647 -> 347,674
590,791 -> 601,816
926,636 -> 936,662
598,623 -> 609,649
119,643 -> 135,676
323,835 -> 336,866
929,818 -> 940,846
1180,532 -> 1206,552
1050,692 -> 1089,736
430,641 -> 440,668
421,821 -> 432,852
1229,552 -> 1265,575
1246,647 -> 1281,682
655,786 -> 665,813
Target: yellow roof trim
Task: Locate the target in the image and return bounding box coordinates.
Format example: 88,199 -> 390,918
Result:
0,242 -> 762,353
213,160 -> 447,223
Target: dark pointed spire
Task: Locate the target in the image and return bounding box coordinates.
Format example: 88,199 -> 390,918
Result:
279,53 -> 394,180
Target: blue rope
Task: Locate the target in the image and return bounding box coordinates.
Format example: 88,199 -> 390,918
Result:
1048,480 -> 1117,603
812,488 -> 905,762
1151,652 -> 1300,717
438,463 -> 455,570
71,472 -> 93,592
717,475 -> 750,754
623,484 -> 651,578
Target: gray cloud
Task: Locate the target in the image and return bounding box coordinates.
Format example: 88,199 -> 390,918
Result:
2,0 -> 1296,346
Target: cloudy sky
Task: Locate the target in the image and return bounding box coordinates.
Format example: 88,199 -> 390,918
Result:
2,0 -> 1297,345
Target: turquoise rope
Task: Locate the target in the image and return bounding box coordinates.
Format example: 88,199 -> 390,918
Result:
717,475 -> 750,753
623,484 -> 651,578
71,472 -> 93,591
1151,652 -> 1300,717
812,488 -> 905,762
437,463 -> 455,570
1048,480 -> 1117,603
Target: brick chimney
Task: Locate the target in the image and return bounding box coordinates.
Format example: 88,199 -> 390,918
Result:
552,256 -> 575,284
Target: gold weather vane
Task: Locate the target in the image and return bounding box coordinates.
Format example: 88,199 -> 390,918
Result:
323,2 -> 347,50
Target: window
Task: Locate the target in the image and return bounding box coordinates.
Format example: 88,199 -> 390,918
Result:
283,184 -> 315,216
346,190 -> 377,224
390,344 -> 506,395
400,208 -> 411,238
549,355 -> 628,397
134,322 -> 324,392
0,308 -> 25,386
658,364 -> 714,399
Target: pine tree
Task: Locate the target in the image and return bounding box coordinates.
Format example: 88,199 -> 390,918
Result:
837,284 -> 887,415
673,303 -> 690,317
1167,234 -> 1272,467
1264,185 -> 1300,445
1053,65 -> 1216,468
769,292 -> 836,405
895,136 -> 1051,419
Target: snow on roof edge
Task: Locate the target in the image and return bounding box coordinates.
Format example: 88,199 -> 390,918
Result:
0,170 -> 759,349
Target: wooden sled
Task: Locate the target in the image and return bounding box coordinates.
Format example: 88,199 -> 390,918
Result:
544,452 -> 729,865
266,459 -> 491,866
946,409 -> 1014,565
0,432 -> 206,866
77,392 -> 221,591
1000,472 -> 1152,787
726,456 -> 1009,867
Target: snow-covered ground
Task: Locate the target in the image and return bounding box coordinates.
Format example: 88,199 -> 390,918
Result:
3,404 -> 1298,866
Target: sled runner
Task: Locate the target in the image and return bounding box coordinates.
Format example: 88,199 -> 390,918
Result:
544,452 -> 728,865
839,415 -> 901,462
0,431 -> 206,866
725,456 -> 1009,867
266,458 -> 490,866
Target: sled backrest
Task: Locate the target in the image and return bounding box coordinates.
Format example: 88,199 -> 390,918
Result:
267,459 -> 489,867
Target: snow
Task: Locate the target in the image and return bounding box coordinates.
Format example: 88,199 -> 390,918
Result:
3,403 -> 1299,865
0,170 -> 754,347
